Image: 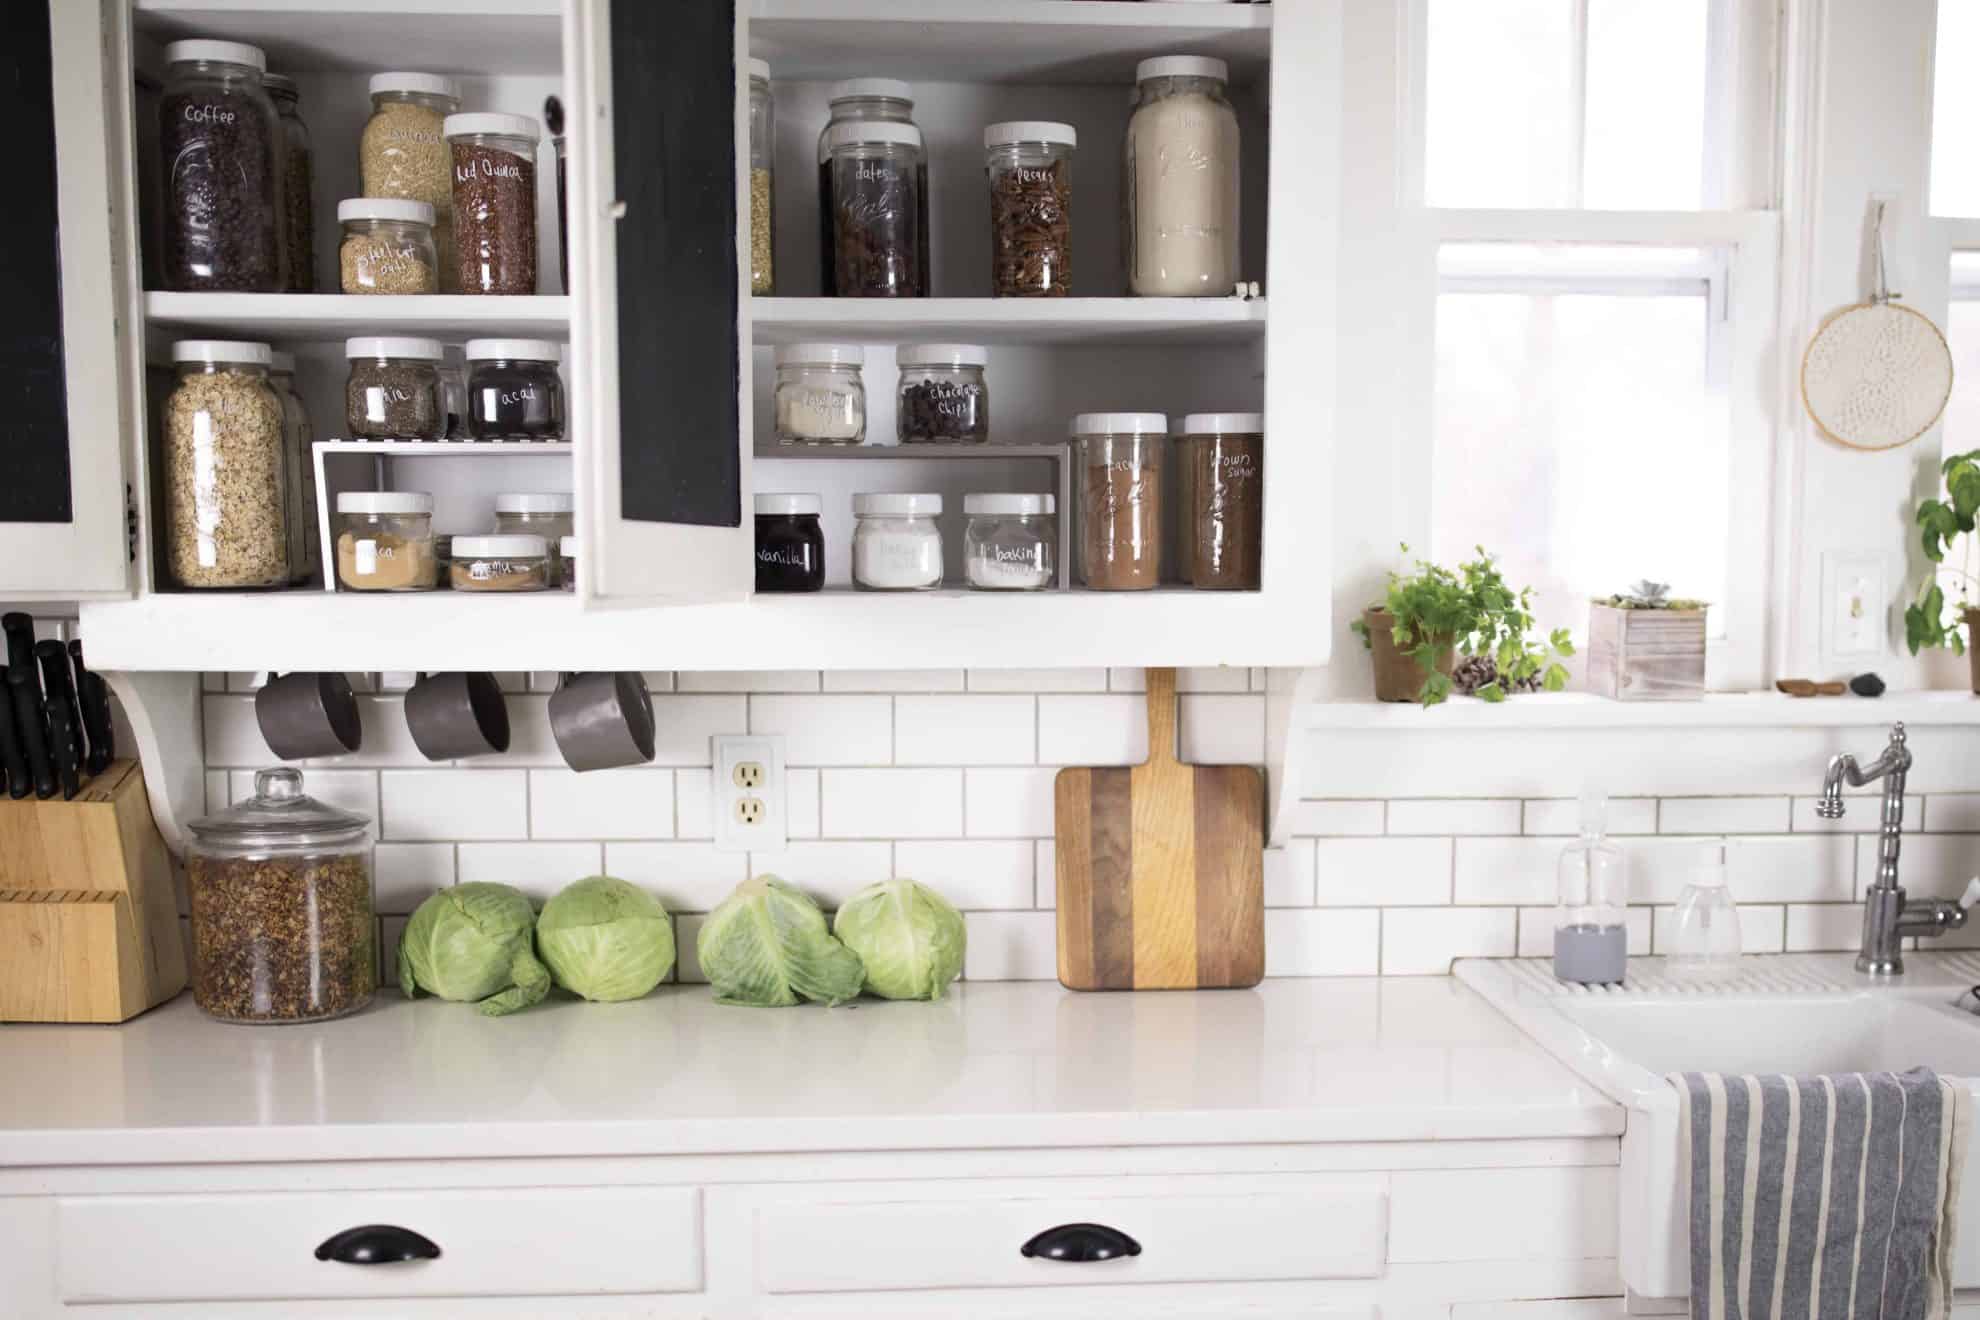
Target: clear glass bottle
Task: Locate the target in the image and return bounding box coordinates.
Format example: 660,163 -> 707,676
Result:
361,73 -> 461,292
1668,860 -> 1743,978
985,121 -> 1075,297
444,112 -> 540,296
267,351 -> 320,588
337,198 -> 438,294
1124,55 -> 1240,297
816,79 -> 926,294
897,344 -> 988,443
852,493 -> 944,591
163,340 -> 290,589
159,40 -> 283,292
265,73 -> 315,293
185,767 -> 376,1024
964,493 -> 1055,591
774,343 -> 865,445
1072,413 -> 1167,591
749,59 -> 775,296
1553,789 -> 1629,985
826,122 -> 925,298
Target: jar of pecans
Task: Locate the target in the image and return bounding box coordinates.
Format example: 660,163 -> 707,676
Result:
450,534 -> 550,591
984,121 -> 1074,297
445,112 -> 540,295
345,337 -> 444,440
337,198 -> 437,294
897,343 -> 989,444
465,338 -> 565,440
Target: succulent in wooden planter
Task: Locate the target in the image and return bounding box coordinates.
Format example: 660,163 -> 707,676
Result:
1586,580 -> 1708,701
1350,546 -> 1573,705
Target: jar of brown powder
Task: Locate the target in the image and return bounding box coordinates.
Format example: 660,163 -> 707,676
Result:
1179,412 -> 1262,590
1072,412 -> 1167,591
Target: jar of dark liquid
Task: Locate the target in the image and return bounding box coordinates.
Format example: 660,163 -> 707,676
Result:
465,338 -> 565,440
754,494 -> 825,592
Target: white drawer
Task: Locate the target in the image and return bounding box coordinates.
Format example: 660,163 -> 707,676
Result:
56,1186 -> 700,1303
756,1183 -> 1387,1294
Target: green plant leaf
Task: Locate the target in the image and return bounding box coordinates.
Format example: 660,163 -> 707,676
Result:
1475,681 -> 1505,703
1419,672 -> 1452,706
1542,662 -> 1570,692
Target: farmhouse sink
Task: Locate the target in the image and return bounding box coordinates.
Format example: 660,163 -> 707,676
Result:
1457,952 -> 1980,1301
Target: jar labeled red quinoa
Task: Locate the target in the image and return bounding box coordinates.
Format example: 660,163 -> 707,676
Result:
445,112 -> 540,295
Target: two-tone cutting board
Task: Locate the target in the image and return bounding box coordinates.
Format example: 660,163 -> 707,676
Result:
1054,667 -> 1264,990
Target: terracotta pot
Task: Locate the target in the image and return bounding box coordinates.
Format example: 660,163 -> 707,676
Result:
1966,610 -> 1980,695
1364,607 -> 1455,703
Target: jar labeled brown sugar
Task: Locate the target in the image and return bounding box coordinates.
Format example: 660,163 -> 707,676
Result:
1072,413 -> 1167,591
1179,413 -> 1262,590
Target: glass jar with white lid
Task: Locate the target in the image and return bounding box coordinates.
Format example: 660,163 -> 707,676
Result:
964,493 -> 1055,591
335,490 -> 437,592
267,350 -> 319,587
816,79 -> 926,294
493,492 -> 574,585
852,493 -> 944,591
361,72 -> 461,292
897,343 -> 989,444
1125,55 -> 1240,297
337,198 -> 437,294
775,342 -> 865,445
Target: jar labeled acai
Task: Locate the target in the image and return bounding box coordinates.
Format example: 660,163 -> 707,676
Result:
345,336 -> 445,440
465,339 -> 565,440
964,493 -> 1055,591
754,493 -> 825,593
897,344 -> 989,444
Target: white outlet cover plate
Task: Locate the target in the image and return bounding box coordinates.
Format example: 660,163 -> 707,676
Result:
714,734 -> 787,854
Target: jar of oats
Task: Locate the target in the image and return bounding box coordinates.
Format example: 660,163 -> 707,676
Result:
360,72 -> 460,292
163,340 -> 291,589
337,198 -> 437,294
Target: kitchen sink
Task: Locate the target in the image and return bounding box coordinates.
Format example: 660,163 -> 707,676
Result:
1457,952 -> 1980,1302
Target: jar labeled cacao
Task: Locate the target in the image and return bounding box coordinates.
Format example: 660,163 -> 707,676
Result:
1180,412 -> 1263,590
985,121 -> 1074,297
1072,412 -> 1167,591
754,493 -> 825,593
159,40 -> 283,292
345,336 -> 444,440
464,338 -> 565,440
445,112 -> 540,295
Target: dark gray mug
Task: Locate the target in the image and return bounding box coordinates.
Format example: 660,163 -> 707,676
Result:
404,672 -> 511,761
255,672 -> 362,761
548,672 -> 655,772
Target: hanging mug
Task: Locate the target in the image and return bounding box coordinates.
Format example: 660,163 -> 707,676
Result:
548,672 -> 655,771
255,672 -> 363,760
404,672 -> 511,761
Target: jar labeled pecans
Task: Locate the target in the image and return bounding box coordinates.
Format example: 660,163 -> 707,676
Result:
1072,412 -> 1167,591
985,121 -> 1074,297
450,534 -> 550,591
754,493 -> 825,593
345,336 -> 445,440
964,493 -> 1055,590
774,343 -> 865,444
163,340 -> 291,589
1179,412 -> 1263,590
897,344 -> 989,444
361,73 -> 461,292
337,198 -> 438,293
160,41 -> 283,292
827,121 -> 925,298
335,490 -> 437,591
445,112 -> 540,295
852,493 -> 944,591
464,338 -> 565,440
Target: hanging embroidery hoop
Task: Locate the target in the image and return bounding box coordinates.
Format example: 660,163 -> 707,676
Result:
1800,199 -> 1953,452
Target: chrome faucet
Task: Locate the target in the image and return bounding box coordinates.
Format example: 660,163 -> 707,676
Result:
1820,723 -> 1971,975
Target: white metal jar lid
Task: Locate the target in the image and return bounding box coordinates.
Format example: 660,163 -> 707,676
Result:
775,342 -> 864,367
829,78 -> 913,104
495,492 -> 575,513
346,336 -> 445,361
899,343 -> 988,368
370,71 -> 459,99
172,340 -> 272,365
1070,412 -> 1168,436
964,493 -> 1054,516
854,493 -> 943,517
464,339 -> 564,362
824,121 -> 923,153
443,112 -> 540,141
337,198 -> 436,226
337,491 -> 435,515
164,40 -> 266,72
983,121 -> 1077,150
1135,55 -> 1229,83
755,493 -> 823,516
1180,413 -> 1264,434
748,58 -> 771,82
452,534 -> 547,558
559,535 -> 578,555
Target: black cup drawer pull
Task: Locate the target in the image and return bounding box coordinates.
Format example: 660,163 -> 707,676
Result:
315,1225 -> 442,1265
1020,1222 -> 1142,1263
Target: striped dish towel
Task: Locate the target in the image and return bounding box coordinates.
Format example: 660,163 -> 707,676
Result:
1672,1069 -> 1970,1320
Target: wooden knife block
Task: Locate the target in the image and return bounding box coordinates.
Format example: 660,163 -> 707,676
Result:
0,760 -> 187,1023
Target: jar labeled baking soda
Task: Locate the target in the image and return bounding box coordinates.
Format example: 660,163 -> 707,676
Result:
1072,413 -> 1167,591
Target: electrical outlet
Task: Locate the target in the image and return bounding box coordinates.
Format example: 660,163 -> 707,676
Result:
714,735 -> 785,853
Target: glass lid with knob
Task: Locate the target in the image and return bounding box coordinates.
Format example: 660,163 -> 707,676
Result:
187,766 -> 371,851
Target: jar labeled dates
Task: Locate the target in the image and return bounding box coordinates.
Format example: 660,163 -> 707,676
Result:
163,340 -> 290,589
465,338 -> 565,440
897,344 -> 989,444
445,112 -> 540,295
985,121 -> 1074,297
754,493 -> 825,593
345,336 -> 444,440
827,121 -> 925,298
816,79 -> 928,295
1180,412 -> 1263,590
160,40 -> 283,292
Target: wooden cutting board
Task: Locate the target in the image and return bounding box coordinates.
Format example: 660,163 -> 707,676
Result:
1054,668 -> 1264,990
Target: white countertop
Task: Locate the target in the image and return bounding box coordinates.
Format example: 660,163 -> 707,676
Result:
0,978 -> 1621,1167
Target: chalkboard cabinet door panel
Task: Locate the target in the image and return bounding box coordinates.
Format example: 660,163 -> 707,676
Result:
565,0 -> 754,604
0,0 -> 136,599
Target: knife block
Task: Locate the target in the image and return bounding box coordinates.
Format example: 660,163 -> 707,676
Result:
0,760 -> 187,1022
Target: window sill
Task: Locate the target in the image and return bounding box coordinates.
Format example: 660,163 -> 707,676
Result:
1295,690 -> 1980,732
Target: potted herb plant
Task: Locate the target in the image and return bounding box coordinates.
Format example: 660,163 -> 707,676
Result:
1586,581 -> 1708,701
1351,547 -> 1575,705
1904,449 -> 1980,692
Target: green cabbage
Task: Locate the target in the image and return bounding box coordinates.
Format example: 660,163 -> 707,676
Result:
832,878 -> 965,1001
536,875 -> 675,1002
398,883 -> 551,1016
696,875 -> 865,1007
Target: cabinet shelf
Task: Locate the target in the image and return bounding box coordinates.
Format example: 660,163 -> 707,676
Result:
752,297 -> 1265,346
143,293 -> 571,341
132,0 -> 564,75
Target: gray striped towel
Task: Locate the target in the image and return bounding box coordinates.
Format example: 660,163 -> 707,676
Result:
1672,1069 -> 1970,1320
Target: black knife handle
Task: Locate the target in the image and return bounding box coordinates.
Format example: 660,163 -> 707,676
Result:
37,641 -> 84,796
0,682 -> 19,798
8,670 -> 54,799
1,613 -> 33,677
69,640 -> 112,775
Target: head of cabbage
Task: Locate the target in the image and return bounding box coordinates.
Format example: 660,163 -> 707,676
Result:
832,878 -> 965,1001
696,875 -> 865,1007
399,882 -> 551,1016
536,875 -> 675,1002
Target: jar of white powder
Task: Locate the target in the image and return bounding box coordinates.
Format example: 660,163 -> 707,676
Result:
852,492 -> 943,590
1124,56 -> 1240,297
963,493 -> 1055,591
774,342 -> 866,444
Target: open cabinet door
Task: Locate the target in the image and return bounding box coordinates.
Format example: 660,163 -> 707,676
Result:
565,0 -> 754,606
0,0 -> 137,600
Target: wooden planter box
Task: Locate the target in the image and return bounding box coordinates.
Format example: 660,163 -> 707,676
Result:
1586,604 -> 1706,701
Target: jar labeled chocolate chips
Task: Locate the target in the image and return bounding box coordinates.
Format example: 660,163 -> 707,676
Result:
985,121 -> 1074,297
754,494 -> 825,593
266,73 -> 315,293
337,198 -> 438,294
345,336 -> 444,441
1179,412 -> 1263,590
361,73 -> 461,292
465,338 -> 565,440
446,112 -> 540,295
897,344 -> 989,444
163,340 -> 291,589
1072,413 -> 1166,591
160,41 -> 283,292
827,121 -> 925,298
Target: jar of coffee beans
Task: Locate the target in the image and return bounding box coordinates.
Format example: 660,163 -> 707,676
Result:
185,767 -> 376,1025
826,121 -> 925,298
985,121 -> 1074,297
345,336 -> 444,441
361,73 -> 461,292
159,41 -> 283,292
163,340 -> 291,589
897,343 -> 989,444
464,338 -> 565,440
445,112 -> 541,296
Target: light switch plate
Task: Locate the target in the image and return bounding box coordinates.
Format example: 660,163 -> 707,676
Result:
1822,550 -> 1888,661
713,734 -> 786,854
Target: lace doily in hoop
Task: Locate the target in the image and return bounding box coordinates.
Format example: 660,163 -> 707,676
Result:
1801,300 -> 1953,451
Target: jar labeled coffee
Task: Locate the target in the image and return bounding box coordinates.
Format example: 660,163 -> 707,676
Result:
345,336 -> 444,440
361,73 -> 461,292
898,344 -> 989,444
1125,56 -> 1240,297
338,198 -> 437,293
268,351 -> 319,588
755,493 -> 825,593
335,490 -> 437,592
985,121 -> 1074,297
827,121 -> 925,298
186,767 -> 376,1024
445,112 -> 540,295
775,343 -> 865,445
266,73 -> 315,293
163,340 -> 290,589
159,41 -> 283,292
749,59 -> 775,296
816,79 -> 927,294
1072,412 -> 1167,591
465,339 -> 564,440
852,493 -> 943,591
964,493 -> 1055,591
1180,412 -> 1262,590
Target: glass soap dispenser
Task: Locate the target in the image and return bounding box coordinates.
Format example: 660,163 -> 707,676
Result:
1668,857 -> 1743,977
1554,788 -> 1629,984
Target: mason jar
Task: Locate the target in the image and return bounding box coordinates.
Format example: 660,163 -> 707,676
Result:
344,336 -> 444,441
897,343 -> 989,444
749,59 -> 775,296
826,121 -> 925,297
1072,412 -> 1167,591
816,79 -> 925,293
464,338 -> 565,441
163,341 -> 290,589
1179,412 -> 1263,590
445,112 -> 540,295
185,767 -> 376,1024
852,493 -> 944,591
159,40 -> 283,291
493,492 -> 574,586
267,351 -> 319,587
964,493 -> 1056,591
362,72 -> 460,291
985,121 -> 1075,297
265,73 -> 315,292
335,490 -> 437,592
337,198 -> 438,294
1124,56 -> 1240,296
774,343 -> 865,445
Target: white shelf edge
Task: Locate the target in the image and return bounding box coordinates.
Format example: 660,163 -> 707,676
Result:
750,0 -> 1272,33
144,292 -> 572,338
1296,690 -> 1980,732
134,0 -> 560,17
752,297 -> 1266,345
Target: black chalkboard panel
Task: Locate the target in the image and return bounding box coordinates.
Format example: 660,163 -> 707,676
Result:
609,0 -> 741,528
0,1 -> 73,525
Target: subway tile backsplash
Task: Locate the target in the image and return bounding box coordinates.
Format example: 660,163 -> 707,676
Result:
198,668 -> 1973,984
